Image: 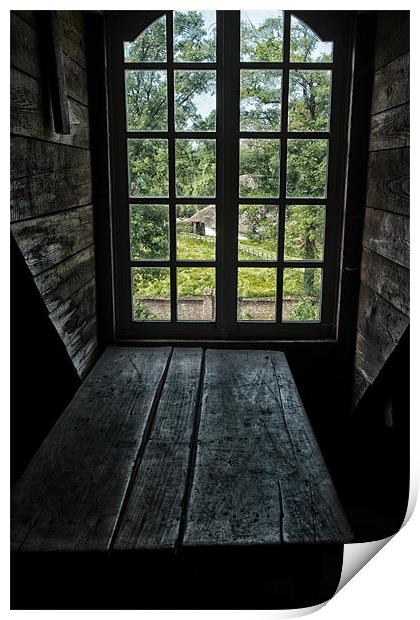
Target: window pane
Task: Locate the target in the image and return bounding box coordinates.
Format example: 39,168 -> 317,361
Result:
240,70 -> 282,132
288,70 -> 331,132
286,139 -> 328,198
240,11 -> 283,62
130,205 -> 169,260
124,16 -> 167,62
173,11 -> 216,62
175,139 -> 216,197
284,205 -> 325,261
128,139 -> 169,198
240,139 -> 280,198
290,15 -> 333,63
237,267 -> 277,321
125,70 -> 167,131
238,205 -> 278,261
176,205 -> 216,260
177,267 -> 216,321
283,267 -> 322,321
132,267 -> 171,321
174,71 -> 216,131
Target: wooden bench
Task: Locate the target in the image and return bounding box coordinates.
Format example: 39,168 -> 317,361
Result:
11,347 -> 352,552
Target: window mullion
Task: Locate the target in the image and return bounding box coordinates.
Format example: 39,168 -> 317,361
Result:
277,11 -> 291,324
166,11 -> 177,322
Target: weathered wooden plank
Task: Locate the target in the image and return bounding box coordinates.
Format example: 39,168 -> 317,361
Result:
34,245 -> 95,314
369,103 -> 409,151
10,68 -> 90,149
184,349 -> 352,546
115,348 -> 203,550
12,10 -> 39,29
49,277 -> 97,373
64,55 -> 89,106
11,137 -> 92,221
366,148 -> 409,216
11,346 -> 172,551
355,284 -> 409,385
269,352 -> 352,543
11,205 -> 94,277
371,52 -> 409,115
360,248 -> 409,317
374,12 -> 409,71
352,366 -> 370,407
58,11 -> 86,69
10,12 -> 40,79
362,207 -> 409,269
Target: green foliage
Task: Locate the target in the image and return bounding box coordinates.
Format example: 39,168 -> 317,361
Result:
127,12 -> 331,321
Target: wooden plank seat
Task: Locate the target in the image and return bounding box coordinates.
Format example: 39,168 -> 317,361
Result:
11,347 -> 352,552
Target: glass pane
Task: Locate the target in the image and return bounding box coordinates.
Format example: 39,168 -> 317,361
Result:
284,205 -> 325,261
286,139 -> 328,198
174,70 -> 216,131
125,70 -> 167,131
130,205 -> 169,260
288,70 -> 331,132
124,16 -> 167,62
132,267 -> 171,321
176,205 -> 216,260
240,11 -> 283,62
177,267 -> 216,321
290,15 -> 333,63
239,139 -> 280,198
283,267 -> 322,321
240,70 -> 282,132
237,268 -> 277,321
175,139 -> 216,197
173,11 -> 216,62
238,205 -> 278,261
128,139 -> 169,197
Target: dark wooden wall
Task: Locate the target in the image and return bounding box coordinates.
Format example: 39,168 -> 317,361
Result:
10,10 -> 98,379
353,12 -> 409,406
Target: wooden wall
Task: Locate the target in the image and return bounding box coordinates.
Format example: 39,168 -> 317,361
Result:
353,12 -> 409,406
10,11 -> 98,378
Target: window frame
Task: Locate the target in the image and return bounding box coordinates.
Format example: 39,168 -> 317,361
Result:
106,10 -> 353,342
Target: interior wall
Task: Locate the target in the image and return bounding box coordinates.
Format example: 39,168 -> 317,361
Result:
352,11 -> 409,406
10,10 -> 98,379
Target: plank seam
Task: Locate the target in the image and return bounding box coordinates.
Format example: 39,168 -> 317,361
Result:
10,132 -> 91,152
175,347 -> 206,552
374,49 -> 410,73
370,100 -> 410,118
11,202 -> 94,226
108,347 -> 174,551
363,203 -> 410,218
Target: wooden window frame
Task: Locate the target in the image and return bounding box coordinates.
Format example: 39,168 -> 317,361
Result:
106,10 -> 353,342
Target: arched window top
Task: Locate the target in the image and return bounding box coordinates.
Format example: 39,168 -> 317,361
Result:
124,15 -> 167,63
290,14 -> 333,63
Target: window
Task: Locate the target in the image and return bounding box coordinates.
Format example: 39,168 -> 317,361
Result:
107,11 -> 352,340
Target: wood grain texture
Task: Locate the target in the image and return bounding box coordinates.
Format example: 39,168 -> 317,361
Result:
352,366 -> 370,406
10,68 -> 90,149
374,11 -> 410,71
362,207 -> 409,269
10,12 -> 40,79
366,148 -> 409,216
371,52 -> 409,115
369,103 -> 409,151
58,11 -> 87,69
11,205 -> 94,277
355,284 -> 409,385
49,278 -> 97,377
34,245 -> 95,314
12,10 -> 39,28
114,348 -> 203,550
11,347 -> 172,551
11,137 -> 92,221
184,349 -> 352,546
360,248 -> 409,317
64,55 -> 89,106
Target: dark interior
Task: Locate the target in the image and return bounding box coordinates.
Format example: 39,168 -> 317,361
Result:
10,9 -> 409,609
